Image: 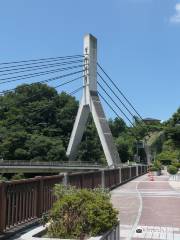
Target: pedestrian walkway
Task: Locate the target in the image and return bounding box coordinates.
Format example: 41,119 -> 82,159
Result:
111,174 -> 180,240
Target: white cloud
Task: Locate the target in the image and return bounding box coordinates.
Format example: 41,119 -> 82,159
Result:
170,3 -> 180,23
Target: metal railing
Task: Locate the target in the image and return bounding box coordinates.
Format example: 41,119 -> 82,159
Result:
0,165 -> 148,234
0,160 -> 104,168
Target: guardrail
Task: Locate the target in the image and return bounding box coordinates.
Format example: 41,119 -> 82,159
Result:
0,165 -> 148,234
0,160 -> 104,167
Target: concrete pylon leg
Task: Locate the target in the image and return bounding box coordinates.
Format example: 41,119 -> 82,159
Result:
90,92 -> 120,167
66,99 -> 90,161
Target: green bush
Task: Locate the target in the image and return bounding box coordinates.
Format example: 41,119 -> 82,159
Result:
11,173 -> 25,180
45,185 -> 118,239
167,165 -> 178,175
172,162 -> 180,169
150,160 -> 161,172
149,166 -> 160,172
0,175 -> 7,181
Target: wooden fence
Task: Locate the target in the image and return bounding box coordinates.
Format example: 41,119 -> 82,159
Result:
0,165 -> 147,233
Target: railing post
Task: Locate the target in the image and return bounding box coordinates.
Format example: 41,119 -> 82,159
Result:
63,173 -> 69,186
129,166 -> 132,179
136,165 -> 138,176
0,182 -> 7,233
35,176 -> 44,218
119,168 -> 122,184
101,170 -> 105,188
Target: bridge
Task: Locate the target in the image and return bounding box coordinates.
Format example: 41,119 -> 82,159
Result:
0,34 -> 152,239
0,34 -> 151,177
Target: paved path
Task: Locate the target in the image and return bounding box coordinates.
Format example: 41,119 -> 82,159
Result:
111,174 -> 180,240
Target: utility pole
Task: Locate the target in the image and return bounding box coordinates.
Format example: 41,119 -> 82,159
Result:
66,34 -> 121,168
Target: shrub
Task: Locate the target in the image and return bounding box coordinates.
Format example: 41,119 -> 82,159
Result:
45,185 -> 118,239
150,160 -> 161,172
149,166 -> 159,172
167,165 -> 178,175
172,162 -> 180,169
156,151 -> 179,163
0,175 -> 7,181
11,173 -> 25,180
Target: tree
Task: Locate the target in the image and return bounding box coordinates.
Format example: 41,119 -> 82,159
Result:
109,117 -> 126,138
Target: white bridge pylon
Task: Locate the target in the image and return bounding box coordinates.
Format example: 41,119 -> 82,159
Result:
66,34 -> 121,168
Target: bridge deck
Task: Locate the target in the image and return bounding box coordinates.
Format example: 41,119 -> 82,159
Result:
111,172 -> 180,240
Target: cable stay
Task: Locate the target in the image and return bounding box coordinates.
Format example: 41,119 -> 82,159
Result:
0,54 -> 84,67
97,63 -> 144,123
0,59 -> 84,75
69,86 -> 84,96
97,81 -> 135,127
0,71 -> 84,96
98,91 -> 139,139
0,64 -> 85,85
97,63 -> 151,138
97,72 -> 145,129
0,70 -> 84,96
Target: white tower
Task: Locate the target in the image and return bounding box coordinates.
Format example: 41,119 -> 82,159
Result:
66,34 -> 120,168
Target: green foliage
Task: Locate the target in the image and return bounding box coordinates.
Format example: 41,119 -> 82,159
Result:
0,175 -> 7,181
149,166 -> 160,172
4,83 -> 180,165
45,185 -> 118,239
116,137 -> 131,162
109,117 -> 126,138
77,116 -> 105,164
11,172 -> 25,180
172,161 -> 180,169
150,160 -> 161,171
167,165 -> 178,175
0,84 -> 77,161
156,150 -> 179,163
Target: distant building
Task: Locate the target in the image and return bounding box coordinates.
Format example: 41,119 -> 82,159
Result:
143,118 -> 161,125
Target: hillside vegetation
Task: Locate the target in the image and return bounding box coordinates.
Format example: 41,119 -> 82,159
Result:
0,83 -> 146,164
0,83 -> 179,165
155,108 -> 180,164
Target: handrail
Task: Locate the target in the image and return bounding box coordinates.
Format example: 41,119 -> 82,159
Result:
0,160 -> 105,167
0,160 -> 147,168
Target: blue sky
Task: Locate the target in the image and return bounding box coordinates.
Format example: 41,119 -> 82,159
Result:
0,0 -> 180,122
